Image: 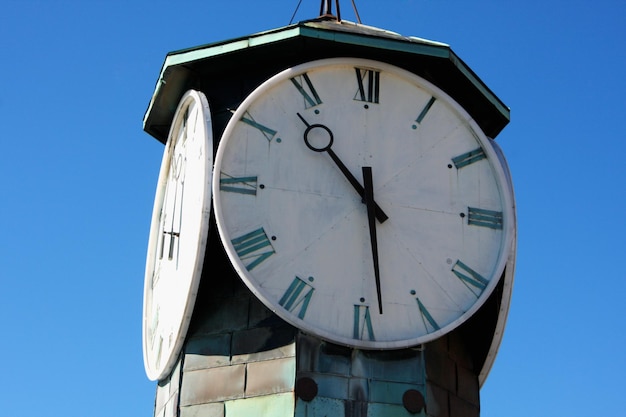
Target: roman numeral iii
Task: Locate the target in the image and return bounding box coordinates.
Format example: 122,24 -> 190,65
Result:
354,68 -> 380,104
467,207 -> 503,230
451,148 -> 486,169
231,228 -> 275,271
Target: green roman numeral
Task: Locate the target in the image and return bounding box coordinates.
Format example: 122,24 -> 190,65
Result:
290,73 -> 322,109
219,173 -> 258,195
415,96 -> 436,125
451,148 -> 486,169
279,276 -> 315,319
354,68 -> 380,104
416,297 -> 440,332
452,260 -> 489,297
240,111 -> 278,142
467,207 -> 503,230
353,305 -> 375,341
231,228 -> 275,271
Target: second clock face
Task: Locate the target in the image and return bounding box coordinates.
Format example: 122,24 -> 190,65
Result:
213,58 -> 513,349
143,90 -> 212,380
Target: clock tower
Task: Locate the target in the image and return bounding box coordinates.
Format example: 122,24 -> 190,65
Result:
142,5 -> 515,417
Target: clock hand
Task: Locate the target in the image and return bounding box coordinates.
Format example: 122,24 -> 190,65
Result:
363,166 -> 383,314
297,113 -> 388,223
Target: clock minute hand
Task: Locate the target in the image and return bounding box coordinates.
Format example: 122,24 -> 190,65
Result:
363,166 -> 383,314
297,113 -> 388,223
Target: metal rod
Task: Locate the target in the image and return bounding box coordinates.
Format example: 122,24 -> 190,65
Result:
351,0 -> 362,23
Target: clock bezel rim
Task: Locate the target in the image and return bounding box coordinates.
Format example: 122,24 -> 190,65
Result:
142,89 -> 213,381
213,57 -> 514,349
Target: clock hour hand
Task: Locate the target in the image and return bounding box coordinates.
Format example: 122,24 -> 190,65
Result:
297,113 -> 388,223
363,167 -> 383,314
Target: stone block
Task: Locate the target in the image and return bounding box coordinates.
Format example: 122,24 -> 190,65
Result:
154,358 -> 181,417
294,334 -> 321,373
231,324 -> 296,364
247,297 -> 278,327
447,331 -> 474,370
310,374 -> 350,400
191,295 -> 250,336
449,394 -> 479,417
180,403 -> 225,417
456,365 -> 479,406
369,381 -> 423,406
317,342 -> 352,376
180,365 -> 246,406
424,347 -> 456,393
155,380 -> 169,416
295,397 -> 344,417
348,377 -> 369,402
426,383 -> 449,417
163,392 -> 179,417
225,392 -> 294,416
368,402 -> 424,417
352,349 -> 425,383
184,334 -> 232,371
245,357 -> 296,397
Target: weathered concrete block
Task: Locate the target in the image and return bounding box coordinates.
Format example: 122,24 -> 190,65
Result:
180,403 -> 225,417
231,324 -> 296,364
184,334 -> 232,371
247,297 -> 277,328
449,394 -> 479,417
368,402 -> 426,417
180,365 -> 246,406
369,380 -> 423,406
155,359 -> 181,417
245,357 -> 296,397
225,392 -> 294,416
192,295 -> 250,336
163,392 -> 179,417
295,397 -> 344,417
447,332 -> 474,370
456,365 -> 479,406
319,343 -> 353,374
424,348 -> 456,394
307,374 -> 350,400
352,349 -> 425,383
348,377 -> 368,402
426,383 -> 449,417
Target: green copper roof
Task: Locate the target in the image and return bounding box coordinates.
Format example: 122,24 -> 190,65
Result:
144,18 -> 509,142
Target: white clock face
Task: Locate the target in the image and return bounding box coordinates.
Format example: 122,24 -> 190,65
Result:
213,58 -> 514,349
143,90 -> 212,380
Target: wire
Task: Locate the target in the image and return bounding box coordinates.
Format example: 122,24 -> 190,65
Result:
289,0 -> 304,24
351,0 -> 362,23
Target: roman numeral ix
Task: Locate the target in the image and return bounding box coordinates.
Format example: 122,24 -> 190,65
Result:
451,148 -> 486,169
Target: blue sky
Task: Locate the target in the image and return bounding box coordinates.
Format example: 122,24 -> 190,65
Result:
1,1 -> 625,416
